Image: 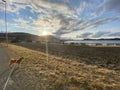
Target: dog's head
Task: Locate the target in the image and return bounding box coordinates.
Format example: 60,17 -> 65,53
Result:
19,57 -> 24,60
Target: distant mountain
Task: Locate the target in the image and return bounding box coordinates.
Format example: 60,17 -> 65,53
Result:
0,32 -> 61,43
84,38 -> 120,40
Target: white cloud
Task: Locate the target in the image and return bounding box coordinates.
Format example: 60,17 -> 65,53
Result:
0,0 -> 120,39
14,18 -> 29,24
0,19 -> 5,25
0,0 -> 30,13
97,0 -> 120,15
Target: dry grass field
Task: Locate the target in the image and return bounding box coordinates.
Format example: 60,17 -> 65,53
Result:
2,43 -> 120,90
15,42 -> 120,70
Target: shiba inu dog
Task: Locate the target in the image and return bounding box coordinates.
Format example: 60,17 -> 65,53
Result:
9,57 -> 24,67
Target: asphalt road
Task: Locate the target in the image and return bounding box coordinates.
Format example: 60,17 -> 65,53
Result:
0,45 -> 10,74
0,45 -> 19,90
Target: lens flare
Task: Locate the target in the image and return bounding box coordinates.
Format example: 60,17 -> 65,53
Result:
42,31 -> 48,36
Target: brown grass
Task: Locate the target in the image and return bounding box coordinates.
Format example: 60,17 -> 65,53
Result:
3,43 -> 120,90
15,42 -> 120,70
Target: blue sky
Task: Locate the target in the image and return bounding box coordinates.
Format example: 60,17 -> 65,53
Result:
0,0 -> 120,39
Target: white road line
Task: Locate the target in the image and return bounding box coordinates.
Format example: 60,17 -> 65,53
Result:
3,65 -> 15,90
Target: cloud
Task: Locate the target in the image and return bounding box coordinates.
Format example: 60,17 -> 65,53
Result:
0,0 -> 29,13
77,32 -> 93,39
5,0 -> 76,35
30,0 -> 72,15
10,20 -> 31,30
53,14 -> 78,35
0,19 -> 5,25
109,32 -> 120,37
14,18 -> 29,24
54,16 -> 120,37
0,0 -> 120,39
78,31 -> 120,39
11,13 -> 61,35
92,31 -> 110,38
0,0 -> 104,34
105,0 -> 120,13
40,0 -> 69,6
97,0 -> 120,15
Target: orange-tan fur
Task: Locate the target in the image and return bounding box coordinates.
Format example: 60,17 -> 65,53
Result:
9,57 -> 24,67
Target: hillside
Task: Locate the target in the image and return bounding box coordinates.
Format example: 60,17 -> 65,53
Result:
16,42 -> 120,70
0,32 -> 61,43
1,43 -> 120,90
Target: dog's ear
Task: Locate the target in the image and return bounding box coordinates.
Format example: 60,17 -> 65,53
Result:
10,58 -> 14,61
20,57 -> 24,59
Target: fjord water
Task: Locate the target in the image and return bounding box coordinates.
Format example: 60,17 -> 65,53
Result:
65,40 -> 120,44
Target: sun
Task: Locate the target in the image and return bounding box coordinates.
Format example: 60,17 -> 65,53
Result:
42,31 -> 48,36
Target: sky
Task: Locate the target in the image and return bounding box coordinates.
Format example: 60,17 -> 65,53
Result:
0,0 -> 120,39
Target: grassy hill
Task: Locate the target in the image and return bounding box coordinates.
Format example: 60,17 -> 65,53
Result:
0,32 -> 61,43
15,42 -> 120,70
1,43 -> 120,90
